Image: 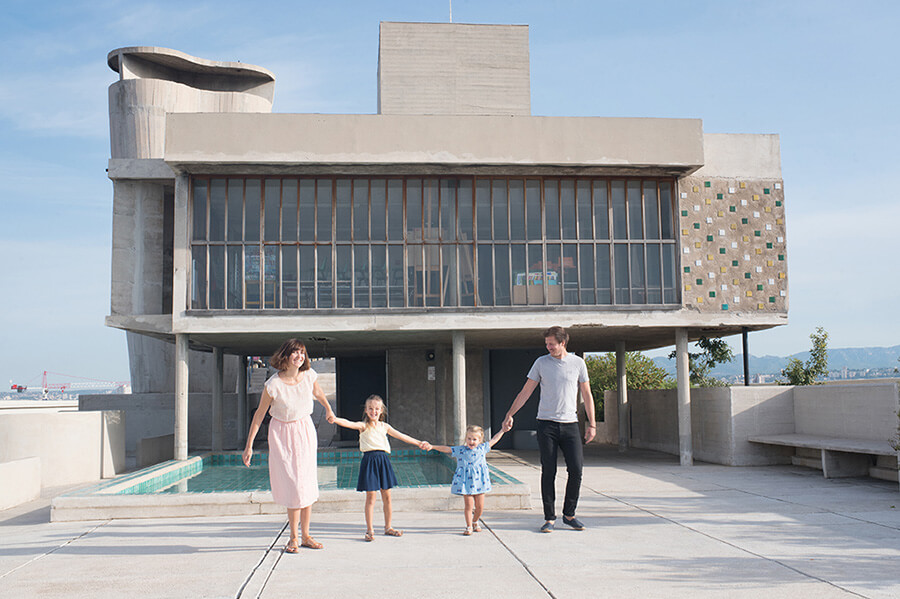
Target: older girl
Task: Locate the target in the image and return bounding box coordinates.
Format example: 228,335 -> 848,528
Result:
243,339 -> 334,553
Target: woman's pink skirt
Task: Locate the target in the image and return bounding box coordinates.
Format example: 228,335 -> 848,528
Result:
267,416 -> 319,509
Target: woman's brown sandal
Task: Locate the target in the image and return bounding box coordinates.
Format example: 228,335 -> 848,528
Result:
384,528 -> 403,537
364,531 -> 375,542
284,538 -> 300,553
300,536 -> 323,549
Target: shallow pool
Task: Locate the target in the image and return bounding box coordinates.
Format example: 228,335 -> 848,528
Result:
78,450 -> 522,495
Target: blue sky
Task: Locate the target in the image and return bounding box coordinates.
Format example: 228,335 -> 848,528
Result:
1,0 -> 898,387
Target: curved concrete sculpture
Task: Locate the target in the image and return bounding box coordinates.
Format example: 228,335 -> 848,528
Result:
108,46 -> 275,159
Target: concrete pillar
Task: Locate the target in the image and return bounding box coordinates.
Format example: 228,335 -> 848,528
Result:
452,331 -> 466,444
211,347 -> 223,451
616,341 -> 628,451
172,172 -> 190,316
238,355 -> 248,447
174,334 -> 189,460
675,328 -> 693,466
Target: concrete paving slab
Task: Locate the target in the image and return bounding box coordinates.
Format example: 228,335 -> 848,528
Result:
1,445 -> 898,599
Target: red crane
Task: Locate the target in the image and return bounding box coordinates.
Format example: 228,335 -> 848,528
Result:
10,371 -> 129,397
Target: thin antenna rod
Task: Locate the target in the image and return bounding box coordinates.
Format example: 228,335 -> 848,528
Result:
449,0 -> 452,22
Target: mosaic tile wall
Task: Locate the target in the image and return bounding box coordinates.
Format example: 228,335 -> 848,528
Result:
678,176 -> 787,313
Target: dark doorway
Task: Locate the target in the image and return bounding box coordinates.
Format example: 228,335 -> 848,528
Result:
489,348 -> 545,450
336,354 -> 387,442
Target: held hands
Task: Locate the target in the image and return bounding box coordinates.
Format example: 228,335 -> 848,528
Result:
419,440 -> 433,451
502,414 -> 514,432
326,412 -> 336,424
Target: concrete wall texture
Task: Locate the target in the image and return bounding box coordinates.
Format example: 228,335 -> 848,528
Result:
378,22 -> 530,116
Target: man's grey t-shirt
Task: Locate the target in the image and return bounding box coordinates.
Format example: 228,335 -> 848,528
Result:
527,353 -> 589,423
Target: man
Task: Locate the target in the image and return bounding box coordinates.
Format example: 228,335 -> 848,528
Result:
503,326 -> 596,532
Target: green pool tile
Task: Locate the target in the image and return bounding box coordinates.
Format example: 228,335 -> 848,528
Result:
778,254 -> 784,260
766,242 -> 773,249
741,218 -> 748,224
764,188 -> 770,194
775,200 -> 782,206
769,296 -> 776,303
709,291 -> 716,298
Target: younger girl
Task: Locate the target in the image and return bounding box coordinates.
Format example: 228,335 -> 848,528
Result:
429,424 -> 508,535
327,395 -> 428,542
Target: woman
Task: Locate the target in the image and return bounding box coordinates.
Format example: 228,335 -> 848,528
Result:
243,338 -> 334,553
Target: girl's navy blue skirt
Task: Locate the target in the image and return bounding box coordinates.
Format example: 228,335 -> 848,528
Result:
356,450 -> 398,492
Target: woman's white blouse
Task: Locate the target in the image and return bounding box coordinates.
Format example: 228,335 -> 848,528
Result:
264,369 -> 318,422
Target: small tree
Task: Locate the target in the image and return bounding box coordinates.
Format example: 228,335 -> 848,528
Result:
780,326 -> 829,385
585,352 -> 676,420
667,336 -> 734,387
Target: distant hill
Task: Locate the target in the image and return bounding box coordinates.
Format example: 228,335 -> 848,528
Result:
650,345 -> 900,377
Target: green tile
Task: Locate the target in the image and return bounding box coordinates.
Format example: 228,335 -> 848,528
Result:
769,296 -> 776,303
757,284 -> 763,290
729,206 -> 736,212
707,235 -> 714,241
764,188 -> 770,194
716,193 -> 723,199
684,266 -> 691,273
682,210 -> 688,217
719,248 -> 726,254
721,303 -> 729,310
742,218 -> 748,224
693,223 -> 700,229
704,181 -> 711,187
744,273 -> 751,279
754,230 -> 761,236
778,254 -> 784,260
775,200 -> 782,207
709,291 -> 716,298
731,260 -> 739,266
766,242 -> 773,249
696,278 -> 703,285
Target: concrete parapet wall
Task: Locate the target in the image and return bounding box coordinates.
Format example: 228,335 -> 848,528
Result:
79,393 -> 242,455
0,457 -> 41,510
793,382 -> 899,442
0,410 -> 125,488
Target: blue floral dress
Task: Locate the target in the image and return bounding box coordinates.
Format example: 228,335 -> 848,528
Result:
450,442 -> 492,495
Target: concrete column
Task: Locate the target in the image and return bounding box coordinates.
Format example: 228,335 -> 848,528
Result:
675,328 -> 693,466
172,172 -> 190,316
616,341 -> 628,452
238,355 -> 248,447
211,347 -> 223,451
174,334 -> 189,460
452,331 -> 466,444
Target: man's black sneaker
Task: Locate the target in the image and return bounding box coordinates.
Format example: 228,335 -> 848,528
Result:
562,516 -> 585,530
539,520 -> 555,533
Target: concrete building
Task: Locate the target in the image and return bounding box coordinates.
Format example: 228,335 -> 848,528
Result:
99,22 -> 787,463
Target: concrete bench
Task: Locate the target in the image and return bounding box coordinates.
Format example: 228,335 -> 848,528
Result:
749,434 -> 897,479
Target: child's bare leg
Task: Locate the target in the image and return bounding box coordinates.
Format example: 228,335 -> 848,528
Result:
364,491 -> 377,534
463,495 -> 475,530
381,489 -> 393,531
473,494 -> 485,528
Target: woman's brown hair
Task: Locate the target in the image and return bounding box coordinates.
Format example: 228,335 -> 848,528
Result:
269,338 -> 310,372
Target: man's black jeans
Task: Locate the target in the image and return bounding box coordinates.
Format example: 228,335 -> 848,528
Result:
536,419 -> 583,521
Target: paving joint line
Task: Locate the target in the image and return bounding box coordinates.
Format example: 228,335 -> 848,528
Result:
235,522 -> 288,599
0,520 -> 111,581
481,519 -> 557,599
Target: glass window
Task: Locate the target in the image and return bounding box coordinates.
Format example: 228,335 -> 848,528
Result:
192,180 -> 207,241
188,175 -> 678,311
245,180 -> 260,242
209,179 -> 226,242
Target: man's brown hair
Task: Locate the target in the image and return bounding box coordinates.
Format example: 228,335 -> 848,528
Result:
543,326 -> 569,345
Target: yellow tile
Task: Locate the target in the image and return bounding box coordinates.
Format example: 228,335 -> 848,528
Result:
707,254 -> 714,261
705,198 -> 712,205
693,186 -> 699,192
740,182 -> 746,189
695,242 -> 702,248
757,303 -> 764,309
767,260 -> 773,266
685,284 -> 692,290
756,248 -> 762,254
717,210 -> 724,217
697,297 -> 704,303
746,290 -> 753,297
765,206 -> 772,213
730,223 -> 737,230
733,279 -> 739,285
743,235 -> 750,242
776,218 -> 783,225
682,229 -> 689,235
778,272 -> 785,279
720,266 -> 727,273
753,194 -> 759,200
